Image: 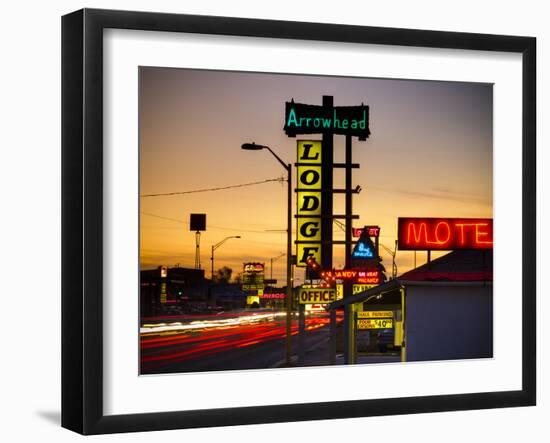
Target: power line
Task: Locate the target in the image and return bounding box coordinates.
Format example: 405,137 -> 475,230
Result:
140,212 -> 278,234
140,177 -> 285,198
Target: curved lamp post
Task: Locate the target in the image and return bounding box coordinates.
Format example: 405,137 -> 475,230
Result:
242,142 -> 293,365
211,236 -> 241,282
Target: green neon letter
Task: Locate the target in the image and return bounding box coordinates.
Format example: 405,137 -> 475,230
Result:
359,109 -> 367,130
287,108 -> 300,127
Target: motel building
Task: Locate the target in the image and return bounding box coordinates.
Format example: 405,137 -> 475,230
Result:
327,249 -> 493,364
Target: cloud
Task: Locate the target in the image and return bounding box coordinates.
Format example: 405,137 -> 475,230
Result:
367,186 -> 492,206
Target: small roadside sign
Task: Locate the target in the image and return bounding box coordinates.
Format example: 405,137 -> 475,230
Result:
357,318 -> 393,329
358,311 -> 393,319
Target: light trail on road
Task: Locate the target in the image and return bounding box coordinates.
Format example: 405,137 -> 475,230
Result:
140,311 -> 287,334
140,312 -> 338,373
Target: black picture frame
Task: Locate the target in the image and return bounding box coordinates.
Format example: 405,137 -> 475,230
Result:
61,8 -> 536,435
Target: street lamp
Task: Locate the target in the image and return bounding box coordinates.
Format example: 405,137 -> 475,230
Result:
380,241 -> 398,279
241,142 -> 293,366
211,236 -> 241,282
269,252 -> 286,280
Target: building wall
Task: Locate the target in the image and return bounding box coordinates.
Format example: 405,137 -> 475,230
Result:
406,284 -> 493,362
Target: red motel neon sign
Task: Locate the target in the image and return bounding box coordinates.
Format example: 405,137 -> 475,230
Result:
397,217 -> 493,250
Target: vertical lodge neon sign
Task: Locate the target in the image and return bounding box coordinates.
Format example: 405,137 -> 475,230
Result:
296,141 -> 322,267
397,217 -> 493,250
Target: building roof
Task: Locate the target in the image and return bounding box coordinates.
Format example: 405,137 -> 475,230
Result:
328,249 -> 493,309
399,249 -> 492,282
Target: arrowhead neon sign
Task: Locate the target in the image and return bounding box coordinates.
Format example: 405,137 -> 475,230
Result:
284,101 -> 371,140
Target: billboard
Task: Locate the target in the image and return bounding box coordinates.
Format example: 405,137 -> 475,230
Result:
242,262 -> 265,291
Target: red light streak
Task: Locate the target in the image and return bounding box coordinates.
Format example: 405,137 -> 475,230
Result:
140,315 -> 337,372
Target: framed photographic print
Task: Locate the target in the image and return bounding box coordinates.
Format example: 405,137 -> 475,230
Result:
61,8 -> 536,435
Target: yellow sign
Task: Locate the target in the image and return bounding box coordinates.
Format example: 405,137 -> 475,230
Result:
358,311 -> 393,319
296,191 -> 322,216
297,244 -> 322,267
353,284 -> 375,295
357,318 -> 393,329
298,288 -> 338,304
160,282 -> 167,304
335,284 -> 375,298
297,217 -> 322,242
296,141 -> 322,267
297,139 -> 322,164
246,296 -> 260,306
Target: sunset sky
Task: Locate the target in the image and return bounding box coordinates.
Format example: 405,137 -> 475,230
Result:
139,67 -> 493,285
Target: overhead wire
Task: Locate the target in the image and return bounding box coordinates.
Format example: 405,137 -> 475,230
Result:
140,177 -> 285,197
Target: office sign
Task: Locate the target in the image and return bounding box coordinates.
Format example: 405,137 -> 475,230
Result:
397,217 -> 493,250
298,288 -> 338,304
357,318 -> 393,329
358,311 -> 393,319
284,101 -> 370,140
296,141 -> 322,267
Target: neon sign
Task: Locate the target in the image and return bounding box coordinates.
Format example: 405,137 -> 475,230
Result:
352,242 -> 374,258
284,101 -> 370,140
259,293 -> 286,299
322,269 -> 381,285
296,141 -> 322,267
353,226 -> 380,238
243,263 -> 265,273
397,217 -> 493,250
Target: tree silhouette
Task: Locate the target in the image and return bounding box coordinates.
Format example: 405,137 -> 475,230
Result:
213,266 -> 233,284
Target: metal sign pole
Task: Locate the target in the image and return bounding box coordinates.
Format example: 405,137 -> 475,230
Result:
321,95 -> 334,271
285,166 -> 293,365
343,134 -> 355,364
298,304 -> 306,364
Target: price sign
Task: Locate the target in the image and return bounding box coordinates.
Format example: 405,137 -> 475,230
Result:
357,318 -> 393,329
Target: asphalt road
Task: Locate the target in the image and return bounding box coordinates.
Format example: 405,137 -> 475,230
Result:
140,311 -> 333,374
